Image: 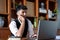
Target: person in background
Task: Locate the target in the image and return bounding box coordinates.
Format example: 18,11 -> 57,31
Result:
9,5 -> 37,38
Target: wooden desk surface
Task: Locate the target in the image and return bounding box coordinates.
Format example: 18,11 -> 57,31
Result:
21,38 -> 27,40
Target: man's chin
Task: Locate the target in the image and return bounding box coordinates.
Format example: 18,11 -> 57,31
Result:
23,16 -> 26,18
24,16 -> 26,18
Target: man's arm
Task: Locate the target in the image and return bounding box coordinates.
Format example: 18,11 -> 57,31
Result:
16,16 -> 25,37
27,19 -> 34,37
16,20 -> 25,37
27,19 -> 37,38
9,21 -> 18,36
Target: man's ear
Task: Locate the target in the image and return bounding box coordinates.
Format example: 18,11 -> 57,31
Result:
16,13 -> 18,15
16,12 -> 19,16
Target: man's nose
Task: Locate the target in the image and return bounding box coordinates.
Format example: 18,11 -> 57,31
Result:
24,13 -> 26,16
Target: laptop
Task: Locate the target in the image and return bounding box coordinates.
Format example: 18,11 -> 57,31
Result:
37,20 -> 58,40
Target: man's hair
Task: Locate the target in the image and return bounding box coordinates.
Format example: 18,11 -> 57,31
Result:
16,5 -> 27,12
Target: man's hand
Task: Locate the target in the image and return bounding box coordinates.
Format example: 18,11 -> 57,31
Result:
18,15 -> 25,22
32,34 -> 37,38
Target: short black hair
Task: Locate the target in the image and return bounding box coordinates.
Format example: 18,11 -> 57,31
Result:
16,5 -> 27,12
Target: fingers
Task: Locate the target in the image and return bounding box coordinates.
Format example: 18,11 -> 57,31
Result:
18,15 -> 25,22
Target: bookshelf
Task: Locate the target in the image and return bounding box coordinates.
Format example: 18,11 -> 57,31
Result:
0,0 -> 11,40
48,0 -> 57,21
38,0 -> 57,21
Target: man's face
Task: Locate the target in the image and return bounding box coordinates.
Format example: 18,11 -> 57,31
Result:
17,9 -> 27,17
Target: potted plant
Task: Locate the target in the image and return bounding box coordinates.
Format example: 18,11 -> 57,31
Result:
53,8 -> 58,14
52,8 -> 58,17
34,18 -> 36,28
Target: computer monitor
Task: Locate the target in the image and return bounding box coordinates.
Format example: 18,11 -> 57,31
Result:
37,20 -> 58,40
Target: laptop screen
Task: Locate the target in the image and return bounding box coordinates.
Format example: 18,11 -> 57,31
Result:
37,20 -> 58,39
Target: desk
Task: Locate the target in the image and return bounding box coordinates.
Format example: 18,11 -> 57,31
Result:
21,38 -> 27,40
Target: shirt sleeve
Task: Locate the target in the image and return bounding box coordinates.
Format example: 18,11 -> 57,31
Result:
9,21 -> 18,36
27,19 -> 34,37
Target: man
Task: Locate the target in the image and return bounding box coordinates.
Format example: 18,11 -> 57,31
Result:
9,5 -> 37,38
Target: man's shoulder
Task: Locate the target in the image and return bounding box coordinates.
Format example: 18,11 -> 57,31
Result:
26,18 -> 31,22
10,20 -> 16,24
9,20 -> 17,27
11,19 -> 18,23
26,18 -> 32,24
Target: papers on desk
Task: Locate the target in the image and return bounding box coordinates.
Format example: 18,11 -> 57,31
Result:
8,38 -> 21,40
8,36 -> 21,40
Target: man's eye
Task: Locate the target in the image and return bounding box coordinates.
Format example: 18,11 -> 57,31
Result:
24,11 -> 27,13
22,12 -> 24,13
22,11 -> 27,13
